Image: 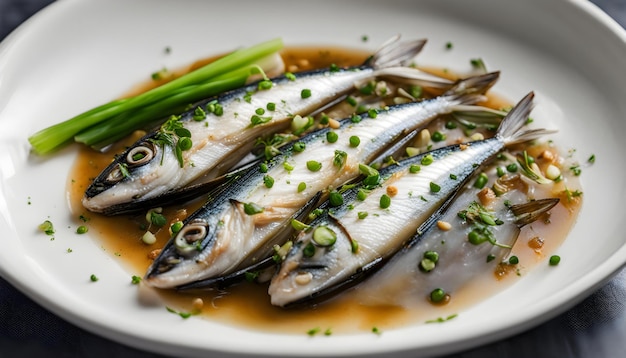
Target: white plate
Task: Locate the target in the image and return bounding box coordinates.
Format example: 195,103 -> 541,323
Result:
1,0 -> 625,357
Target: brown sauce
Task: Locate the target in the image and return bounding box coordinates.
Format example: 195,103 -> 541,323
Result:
68,47 -> 581,334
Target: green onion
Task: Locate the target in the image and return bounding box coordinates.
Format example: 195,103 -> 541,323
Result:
329,191 -> 344,207
549,255 -> 561,266
38,220 -> 55,235
170,221 -> 183,234
421,154 -> 434,166
301,89 -> 312,98
431,131 -> 446,142
357,189 -> 367,201
326,131 -> 338,143
473,173 -> 488,189
506,163 -> 518,172
263,175 -> 274,188
429,288 -> 447,303
291,219 -> 310,231
29,38 -> 284,154
306,160 -> 322,172
76,225 -> 88,234
243,202 -> 264,215
380,194 -> 391,209
303,243 -> 316,257
297,182 -> 306,192
333,150 -> 347,169
313,226 -> 337,247
293,141 -> 306,152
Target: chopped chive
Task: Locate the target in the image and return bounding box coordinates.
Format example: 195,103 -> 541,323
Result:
306,160 -> 322,172
506,163 -> 518,172
421,154 -> 434,166
380,194 -> 391,209
346,96 -> 358,106
333,150 -> 347,169
549,255 -> 561,266
326,131 -> 338,143
301,89 -> 312,98
496,167 -> 505,177
243,202 -> 264,215
293,141 -> 306,152
431,131 -> 446,142
473,173 -> 489,189
313,226 -> 337,247
430,288 -> 447,303
329,191 -> 344,207
291,219 -> 311,231
263,175 -> 274,188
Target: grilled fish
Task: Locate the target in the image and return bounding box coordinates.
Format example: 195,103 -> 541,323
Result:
82,36 -> 448,215
144,73 -> 500,289
351,183 -> 559,308
268,91 -> 553,307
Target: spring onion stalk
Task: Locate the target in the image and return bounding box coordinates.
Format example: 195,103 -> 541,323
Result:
28,38 -> 284,154
75,64 -> 269,149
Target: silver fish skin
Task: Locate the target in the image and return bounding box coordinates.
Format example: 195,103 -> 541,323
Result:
82,37 -> 443,215
144,73 -> 500,289
351,186 -> 559,308
268,91 -> 552,307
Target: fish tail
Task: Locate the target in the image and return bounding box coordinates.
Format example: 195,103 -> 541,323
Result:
368,35 -> 427,68
510,198 -> 560,227
364,36 -> 456,90
497,92 -> 556,145
444,71 -> 501,105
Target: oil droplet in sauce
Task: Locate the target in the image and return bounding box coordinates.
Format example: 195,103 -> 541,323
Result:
67,47 -> 582,335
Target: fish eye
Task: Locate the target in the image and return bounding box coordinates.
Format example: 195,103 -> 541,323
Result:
175,219 -> 209,254
126,142 -> 156,167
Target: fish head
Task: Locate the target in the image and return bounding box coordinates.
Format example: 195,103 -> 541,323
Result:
144,216 -> 218,288
269,222 -> 353,307
144,197 -> 265,288
82,140 -> 182,214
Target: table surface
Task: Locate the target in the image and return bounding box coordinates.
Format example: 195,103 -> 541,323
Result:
1,0 -> 625,357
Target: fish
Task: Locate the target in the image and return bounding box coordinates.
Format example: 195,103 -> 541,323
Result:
349,180 -> 559,308
82,36 -> 450,215
144,72 -> 501,289
268,91 -> 553,307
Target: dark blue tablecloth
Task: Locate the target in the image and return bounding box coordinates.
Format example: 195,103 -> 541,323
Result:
1,1 -> 625,357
